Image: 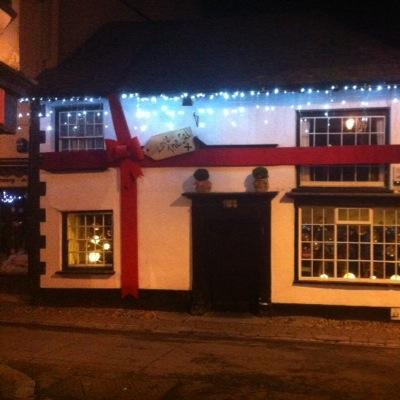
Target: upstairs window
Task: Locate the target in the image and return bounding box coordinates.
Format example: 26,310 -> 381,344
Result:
297,109 -> 389,187
56,105 -> 105,151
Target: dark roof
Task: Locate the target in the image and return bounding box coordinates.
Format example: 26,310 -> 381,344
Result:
37,14 -> 400,96
0,62 -> 34,96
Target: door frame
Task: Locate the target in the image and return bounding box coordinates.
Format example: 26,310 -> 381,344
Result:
184,192 -> 277,314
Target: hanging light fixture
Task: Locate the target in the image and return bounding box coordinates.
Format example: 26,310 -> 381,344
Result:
345,118 -> 355,130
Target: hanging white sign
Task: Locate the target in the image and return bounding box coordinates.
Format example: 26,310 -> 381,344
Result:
143,127 -> 195,160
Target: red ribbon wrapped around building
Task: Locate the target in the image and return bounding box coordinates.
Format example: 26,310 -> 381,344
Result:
107,94 -> 144,298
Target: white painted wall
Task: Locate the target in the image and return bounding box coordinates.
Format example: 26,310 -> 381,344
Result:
39,89 -> 400,306
40,168 -> 121,288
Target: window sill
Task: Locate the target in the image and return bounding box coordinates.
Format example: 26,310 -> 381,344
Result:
295,278 -> 400,288
57,268 -> 115,277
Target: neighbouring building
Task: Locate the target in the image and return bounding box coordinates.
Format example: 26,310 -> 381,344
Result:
0,0 -> 33,276
32,15 -> 400,315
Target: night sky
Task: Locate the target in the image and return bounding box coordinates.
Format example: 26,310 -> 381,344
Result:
201,0 -> 400,46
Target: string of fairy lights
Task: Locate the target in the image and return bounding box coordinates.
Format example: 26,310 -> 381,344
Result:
0,191 -> 25,204
17,83 -> 400,104
15,84 -> 400,134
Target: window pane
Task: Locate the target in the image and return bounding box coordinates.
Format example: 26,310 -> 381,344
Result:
312,261 -> 323,276
360,244 -> 370,260
324,244 -> 334,259
374,262 -> 384,278
337,243 -> 347,259
343,134 -> 355,145
337,225 -> 347,241
356,134 -> 369,145
342,167 -> 355,181
314,167 -> 328,181
301,261 -> 312,276
315,134 -> 327,146
302,208 -> 312,224
328,118 -> 341,132
329,134 -> 341,146
386,263 -> 395,278
373,209 -> 384,225
385,209 -> 396,225
315,119 -> 328,133
371,117 -> 384,132
360,262 -> 370,278
301,243 -> 311,259
302,225 -> 311,241
313,225 -> 323,241
337,261 -> 347,277
325,262 -> 334,277
324,225 -> 334,241
313,208 -> 324,224
356,166 -> 369,181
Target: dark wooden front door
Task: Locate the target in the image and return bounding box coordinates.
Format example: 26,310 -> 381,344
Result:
184,192 -> 277,314
206,214 -> 261,311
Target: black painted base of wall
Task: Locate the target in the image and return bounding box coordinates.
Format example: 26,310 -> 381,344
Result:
35,288 -> 191,312
33,288 -> 392,321
0,274 -> 30,294
269,303 -> 391,321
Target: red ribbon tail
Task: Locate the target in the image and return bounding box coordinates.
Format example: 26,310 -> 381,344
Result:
121,284 -> 139,299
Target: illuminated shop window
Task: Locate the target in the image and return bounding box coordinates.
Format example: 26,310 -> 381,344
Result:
299,206 -> 400,282
63,211 -> 113,270
297,109 -> 388,186
56,106 -> 105,151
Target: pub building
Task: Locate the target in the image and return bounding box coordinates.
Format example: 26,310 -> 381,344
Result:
30,16 -> 400,317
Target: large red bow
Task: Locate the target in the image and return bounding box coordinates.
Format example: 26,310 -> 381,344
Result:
106,137 -> 144,189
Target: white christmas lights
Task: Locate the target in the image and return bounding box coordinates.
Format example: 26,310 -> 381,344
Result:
0,191 -> 24,204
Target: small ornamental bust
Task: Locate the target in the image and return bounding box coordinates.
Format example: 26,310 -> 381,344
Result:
252,166 -> 269,192
193,168 -> 212,193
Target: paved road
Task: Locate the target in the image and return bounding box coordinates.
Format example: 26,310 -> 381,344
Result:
0,325 -> 399,399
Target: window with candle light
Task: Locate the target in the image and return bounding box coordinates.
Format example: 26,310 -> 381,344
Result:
297,108 -> 389,187
63,211 -> 113,271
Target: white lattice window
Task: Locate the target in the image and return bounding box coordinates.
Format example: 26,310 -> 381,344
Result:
298,109 -> 388,187
299,206 -> 400,282
57,107 -> 105,151
63,211 -> 113,270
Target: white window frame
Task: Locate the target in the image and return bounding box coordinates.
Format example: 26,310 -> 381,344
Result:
298,206 -> 400,284
57,106 -> 105,151
297,109 -> 388,187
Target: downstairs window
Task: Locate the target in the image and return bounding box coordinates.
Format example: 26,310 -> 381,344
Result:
63,211 -> 113,271
299,206 -> 400,282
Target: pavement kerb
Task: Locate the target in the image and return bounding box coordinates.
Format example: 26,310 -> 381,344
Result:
1,318 -> 400,349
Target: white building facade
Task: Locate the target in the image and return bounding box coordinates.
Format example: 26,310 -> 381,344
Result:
35,86 -> 400,311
